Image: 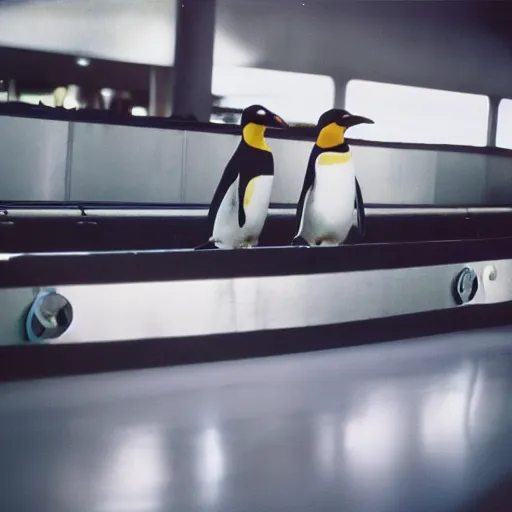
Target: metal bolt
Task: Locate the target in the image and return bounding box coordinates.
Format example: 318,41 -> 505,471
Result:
453,267 -> 479,305
26,289 -> 73,343
484,265 -> 497,282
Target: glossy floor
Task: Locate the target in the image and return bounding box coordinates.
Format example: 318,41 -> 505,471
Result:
1,327 -> 512,512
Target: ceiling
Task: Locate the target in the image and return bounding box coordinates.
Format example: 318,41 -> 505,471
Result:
0,0 -> 511,96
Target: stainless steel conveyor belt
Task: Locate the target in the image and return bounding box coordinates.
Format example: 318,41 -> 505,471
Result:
0,251 -> 510,345
2,204 -> 512,254
0,237 -> 511,366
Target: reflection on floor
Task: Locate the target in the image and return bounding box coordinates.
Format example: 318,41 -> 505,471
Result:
1,326 -> 512,512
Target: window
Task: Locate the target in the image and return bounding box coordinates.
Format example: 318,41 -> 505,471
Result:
19,85 -> 81,109
496,99 -> 512,150
0,84 -> 6,103
211,67 -> 335,125
18,93 -> 55,107
131,106 -> 148,117
345,80 -> 489,146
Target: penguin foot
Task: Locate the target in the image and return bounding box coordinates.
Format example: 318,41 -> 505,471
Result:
194,240 -> 219,251
239,242 -> 258,249
317,238 -> 341,247
291,236 -> 310,247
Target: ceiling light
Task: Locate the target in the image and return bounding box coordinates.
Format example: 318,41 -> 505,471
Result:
76,57 -> 90,67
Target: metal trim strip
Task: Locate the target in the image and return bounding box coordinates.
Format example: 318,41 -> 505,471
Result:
1,238 -> 512,288
2,258 -> 510,345
2,206 -> 512,218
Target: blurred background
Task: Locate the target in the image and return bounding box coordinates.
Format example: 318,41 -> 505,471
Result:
0,0 -> 511,146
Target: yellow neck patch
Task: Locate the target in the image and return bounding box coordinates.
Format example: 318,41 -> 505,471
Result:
318,152 -> 351,165
316,122 -> 346,148
243,123 -> 270,151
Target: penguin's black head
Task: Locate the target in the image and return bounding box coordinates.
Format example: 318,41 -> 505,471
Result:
240,105 -> 289,129
318,109 -> 374,130
316,109 -> 374,148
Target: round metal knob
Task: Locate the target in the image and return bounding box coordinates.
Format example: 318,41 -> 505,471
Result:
483,264 -> 497,282
453,267 -> 478,305
25,289 -> 73,343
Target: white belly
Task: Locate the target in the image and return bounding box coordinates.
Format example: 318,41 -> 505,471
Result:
212,175 -> 273,249
297,155 -> 356,246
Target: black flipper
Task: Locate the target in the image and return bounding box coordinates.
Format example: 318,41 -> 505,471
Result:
196,154 -> 240,250
238,172 -> 248,228
354,177 -> 366,239
208,138 -> 274,232
194,240 -> 219,250
236,145 -> 274,228
295,146 -> 319,235
206,148 -> 241,232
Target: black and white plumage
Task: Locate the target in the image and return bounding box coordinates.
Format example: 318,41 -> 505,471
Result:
292,109 -> 374,247
196,105 -> 288,250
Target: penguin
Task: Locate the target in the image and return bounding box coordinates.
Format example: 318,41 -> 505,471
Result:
195,105 -> 288,250
292,109 -> 374,247
53,86 -> 68,108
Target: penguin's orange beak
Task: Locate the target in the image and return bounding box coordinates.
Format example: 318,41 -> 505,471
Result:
269,114 -> 288,128
339,114 -> 374,128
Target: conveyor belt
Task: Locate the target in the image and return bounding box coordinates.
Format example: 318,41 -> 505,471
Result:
1,326 -> 512,512
0,205 -> 511,253
1,237 -> 512,380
